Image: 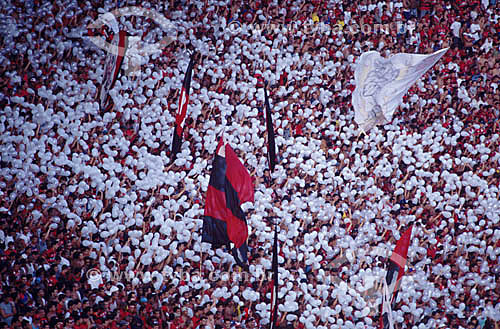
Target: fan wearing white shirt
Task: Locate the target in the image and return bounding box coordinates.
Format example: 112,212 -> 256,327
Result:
450,20 -> 463,49
450,21 -> 462,38
359,0 -> 368,12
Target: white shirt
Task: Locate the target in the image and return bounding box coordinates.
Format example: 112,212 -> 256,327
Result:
470,23 -> 481,34
480,38 -> 493,53
450,21 -> 461,38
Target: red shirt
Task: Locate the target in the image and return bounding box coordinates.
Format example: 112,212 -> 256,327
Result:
420,0 -> 432,10
427,245 -> 437,258
192,316 -> 200,328
295,124 -> 303,136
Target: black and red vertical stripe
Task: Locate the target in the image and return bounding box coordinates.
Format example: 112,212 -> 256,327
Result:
100,30 -> 128,109
202,137 -> 254,268
380,225 -> 413,329
171,52 -> 196,159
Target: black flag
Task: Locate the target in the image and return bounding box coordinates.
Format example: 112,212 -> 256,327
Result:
263,82 -> 277,172
172,52 -> 196,159
269,222 -> 279,328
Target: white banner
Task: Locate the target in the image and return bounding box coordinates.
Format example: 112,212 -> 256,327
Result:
352,48 -> 448,131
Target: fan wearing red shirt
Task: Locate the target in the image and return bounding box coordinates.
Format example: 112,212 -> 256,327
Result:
191,306 -> 203,328
73,315 -> 91,329
294,120 -> 303,136
419,0 -> 433,18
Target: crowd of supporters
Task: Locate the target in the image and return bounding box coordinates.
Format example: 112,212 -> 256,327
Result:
0,0 -> 499,328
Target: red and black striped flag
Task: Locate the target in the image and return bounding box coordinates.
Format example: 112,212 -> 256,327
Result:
269,222 -> 279,329
202,136 -> 254,268
171,52 -> 196,159
380,225 -> 413,329
100,30 -> 128,109
263,82 -> 277,172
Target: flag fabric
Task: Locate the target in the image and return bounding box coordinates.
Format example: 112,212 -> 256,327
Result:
202,136 -> 254,268
231,242 -> 249,269
263,82 -> 277,172
380,225 -> 413,329
380,280 -> 395,329
111,31 -> 128,88
171,52 -> 196,159
352,48 -> 448,131
100,30 -> 128,109
269,223 -> 279,329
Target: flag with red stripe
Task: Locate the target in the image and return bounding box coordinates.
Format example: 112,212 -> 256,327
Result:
380,225 -> 413,329
171,52 -> 196,159
100,30 -> 128,109
202,136 -> 254,268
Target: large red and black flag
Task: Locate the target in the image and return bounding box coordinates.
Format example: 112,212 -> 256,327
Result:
269,223 -> 279,329
202,136 -> 254,268
171,52 -> 196,159
100,30 -> 128,109
263,82 -> 277,172
380,225 -> 413,329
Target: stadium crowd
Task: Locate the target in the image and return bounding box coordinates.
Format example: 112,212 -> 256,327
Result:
0,0 -> 499,328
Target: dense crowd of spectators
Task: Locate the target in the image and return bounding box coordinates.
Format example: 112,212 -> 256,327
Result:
0,0 -> 499,328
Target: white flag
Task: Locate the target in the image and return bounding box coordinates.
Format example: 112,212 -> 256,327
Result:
352,48 -> 448,131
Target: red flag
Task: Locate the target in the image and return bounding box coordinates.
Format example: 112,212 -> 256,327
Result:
389,225 -> 413,288
171,52 -> 196,159
100,30 -> 128,109
380,225 -> 413,329
202,136 -> 254,267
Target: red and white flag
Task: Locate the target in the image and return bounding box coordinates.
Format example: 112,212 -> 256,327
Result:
171,52 -> 196,159
380,225 -> 413,329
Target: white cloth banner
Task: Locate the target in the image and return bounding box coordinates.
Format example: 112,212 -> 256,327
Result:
352,48 -> 448,131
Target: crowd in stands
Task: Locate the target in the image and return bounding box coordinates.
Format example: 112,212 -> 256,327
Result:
0,0 -> 499,328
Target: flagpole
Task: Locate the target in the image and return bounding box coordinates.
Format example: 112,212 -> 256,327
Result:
263,74 -> 280,328
269,217 -> 279,329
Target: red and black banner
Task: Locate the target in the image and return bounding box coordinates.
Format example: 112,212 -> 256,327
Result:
202,136 -> 254,268
263,82 -> 277,172
380,225 -> 413,329
100,30 -> 128,109
269,223 -> 279,329
171,52 -> 196,159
